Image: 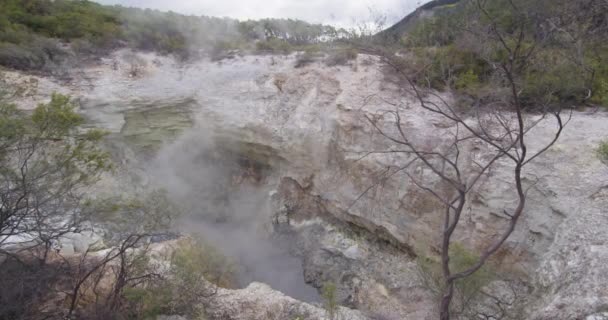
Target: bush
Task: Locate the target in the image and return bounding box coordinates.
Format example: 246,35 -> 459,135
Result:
417,243 -> 494,317
521,49 -> 589,106
413,45 -> 489,92
321,282 -> 338,320
0,43 -> 43,70
209,39 -> 248,61
454,69 -> 481,93
123,237 -> 237,319
255,38 -> 293,54
170,237 -> 237,289
0,0 -> 341,69
294,50 -> 323,68
324,48 -> 358,66
597,140 -> 608,164
0,258 -> 68,320
0,37 -> 68,72
587,50 -> 608,106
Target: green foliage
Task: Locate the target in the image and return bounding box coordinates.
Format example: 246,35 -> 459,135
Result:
454,69 -> 480,92
255,38 -> 293,54
0,102 -> 25,149
321,282 -> 338,320
597,140 -> 608,164
417,243 -> 494,316
171,237 -> 237,289
449,245 -> 493,305
0,93 -> 111,257
32,93 -> 83,133
89,189 -> 178,239
408,45 -> 489,94
519,49 -> 589,106
0,0 -> 122,43
0,0 -> 344,69
122,237 -> 236,319
397,0 -> 608,108
294,52 -> 315,68
0,37 -> 66,71
123,286 -> 174,319
324,47 -> 358,67
405,15 -> 460,48
1,93 -> 111,176
587,50 -> 608,106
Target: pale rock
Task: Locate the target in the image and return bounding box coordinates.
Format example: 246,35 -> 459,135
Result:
3,50 -> 607,319
205,282 -> 367,320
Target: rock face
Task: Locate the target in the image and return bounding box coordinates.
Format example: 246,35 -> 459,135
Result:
205,282 -> 367,320
3,49 -> 608,319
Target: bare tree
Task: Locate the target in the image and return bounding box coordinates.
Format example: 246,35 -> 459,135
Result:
355,1 -> 574,319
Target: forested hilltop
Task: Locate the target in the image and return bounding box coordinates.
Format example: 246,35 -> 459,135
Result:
377,0 -> 608,108
0,0 -> 346,71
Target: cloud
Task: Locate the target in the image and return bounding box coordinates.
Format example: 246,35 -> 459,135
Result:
94,0 -> 421,28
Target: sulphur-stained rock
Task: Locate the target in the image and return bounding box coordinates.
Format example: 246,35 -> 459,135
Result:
3,49 -> 607,319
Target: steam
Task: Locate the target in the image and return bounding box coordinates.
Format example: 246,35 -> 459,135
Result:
146,123 -> 319,302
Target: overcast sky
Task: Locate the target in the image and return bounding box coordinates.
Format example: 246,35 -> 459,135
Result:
94,0 -> 423,28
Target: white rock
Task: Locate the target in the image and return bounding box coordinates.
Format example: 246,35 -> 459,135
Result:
3,51 -> 607,319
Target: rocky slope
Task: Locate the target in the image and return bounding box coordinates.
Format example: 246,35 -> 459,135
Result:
2,50 -> 607,319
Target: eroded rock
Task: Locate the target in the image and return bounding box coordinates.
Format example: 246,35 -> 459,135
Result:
3,50 -> 607,319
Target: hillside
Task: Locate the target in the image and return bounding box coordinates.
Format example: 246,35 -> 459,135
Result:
0,0 -> 346,72
376,0 -> 608,108
377,0 -> 462,43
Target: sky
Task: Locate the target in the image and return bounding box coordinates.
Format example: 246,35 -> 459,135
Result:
94,0 -> 424,28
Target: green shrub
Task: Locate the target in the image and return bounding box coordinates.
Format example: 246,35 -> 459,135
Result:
171,238 -> 237,289
454,69 -> 480,93
416,243 -> 494,317
0,0 -> 339,69
321,282 -> 338,320
406,45 -> 489,93
521,49 -> 589,106
597,140 -> 608,164
123,286 -> 174,319
209,39 -> 248,61
0,35 -> 68,72
324,48 -> 358,66
255,38 -> 293,54
587,51 -> 608,106
593,76 -> 608,106
122,237 -> 237,319
294,50 -> 323,68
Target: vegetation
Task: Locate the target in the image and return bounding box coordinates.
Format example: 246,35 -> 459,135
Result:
321,282 -> 339,320
0,93 -> 233,319
0,0 -> 347,70
0,93 -> 113,319
391,0 -> 608,109
360,1 -> 575,319
255,38 -> 294,55
597,140 -> 608,164
417,244 -> 494,318
324,47 -> 358,67
293,45 -> 359,68
123,237 -> 236,319
0,93 -> 110,257
294,49 -> 321,68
